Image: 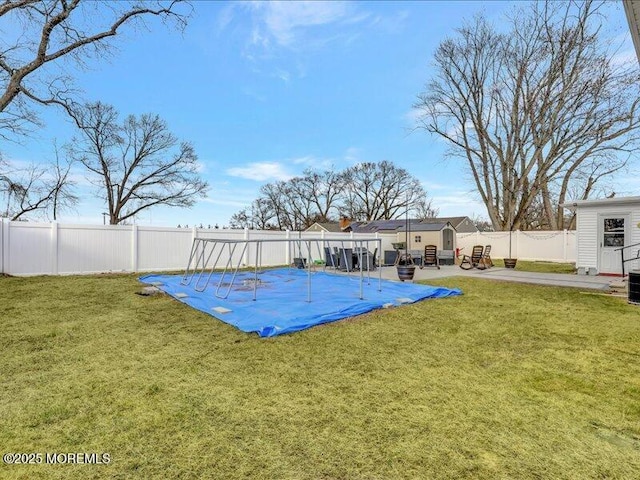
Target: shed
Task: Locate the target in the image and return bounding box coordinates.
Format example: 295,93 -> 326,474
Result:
396,222 -> 456,252
562,196 -> 640,275
350,219 -> 456,250
350,219 -> 457,265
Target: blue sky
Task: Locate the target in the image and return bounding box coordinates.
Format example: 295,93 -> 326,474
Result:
3,0 -> 635,227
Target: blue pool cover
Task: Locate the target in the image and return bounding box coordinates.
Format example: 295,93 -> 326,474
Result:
140,268 -> 462,337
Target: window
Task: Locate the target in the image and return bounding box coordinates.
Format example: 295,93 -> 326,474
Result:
414,235 -> 422,243
603,218 -> 625,247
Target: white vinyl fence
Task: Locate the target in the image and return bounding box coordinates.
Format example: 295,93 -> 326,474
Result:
0,219 -> 576,276
456,230 -> 576,262
0,220 -> 395,276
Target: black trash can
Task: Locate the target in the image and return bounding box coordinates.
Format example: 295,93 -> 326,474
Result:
629,271 -> 640,305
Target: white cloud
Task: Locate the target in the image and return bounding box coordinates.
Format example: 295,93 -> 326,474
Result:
201,197 -> 251,208
235,0 -> 373,62
252,1 -> 351,48
421,181 -> 448,191
291,155 -> 336,171
404,108 -> 425,128
344,146 -> 361,163
226,161 -> 294,181
368,10 -> 409,34
274,68 -> 291,83
432,192 -> 486,216
216,4 -> 236,33
291,155 -> 316,165
241,87 -> 267,102
215,2 -> 406,85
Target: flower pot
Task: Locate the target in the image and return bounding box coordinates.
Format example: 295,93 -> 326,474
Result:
396,265 -> 416,281
504,258 -> 517,269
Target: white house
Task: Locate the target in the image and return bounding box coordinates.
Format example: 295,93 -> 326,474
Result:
624,0 -> 640,62
563,196 -> 640,275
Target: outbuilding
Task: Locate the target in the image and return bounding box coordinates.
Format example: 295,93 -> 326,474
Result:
563,196 -> 640,275
350,219 -> 456,265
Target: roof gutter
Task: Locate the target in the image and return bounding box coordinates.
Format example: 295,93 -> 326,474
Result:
560,196 -> 640,210
624,0 -> 640,64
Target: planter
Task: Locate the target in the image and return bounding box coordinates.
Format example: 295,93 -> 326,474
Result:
504,258 -> 517,269
396,265 -> 416,282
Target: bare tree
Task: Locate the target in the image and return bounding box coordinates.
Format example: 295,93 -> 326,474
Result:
50,146 -> 78,220
250,198 -> 276,230
341,161 -> 428,221
0,0 -> 188,136
415,0 -> 640,230
292,168 -> 344,223
470,214 -> 494,232
0,156 -> 76,220
66,102 -> 208,224
229,208 -> 250,229
282,179 -> 318,230
229,161 -> 435,230
258,181 -> 293,230
414,196 -> 439,220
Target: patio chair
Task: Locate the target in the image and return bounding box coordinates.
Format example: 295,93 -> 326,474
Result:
324,247 -> 338,269
337,247 -> 354,272
422,244 -> 440,269
459,245 -> 485,270
482,245 -> 494,268
409,249 -> 423,267
293,257 -> 307,269
355,247 -> 377,271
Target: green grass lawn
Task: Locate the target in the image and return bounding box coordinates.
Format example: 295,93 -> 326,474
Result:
1,273 -> 639,479
493,259 -> 577,274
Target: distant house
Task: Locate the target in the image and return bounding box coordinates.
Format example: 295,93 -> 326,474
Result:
305,222 -> 344,233
305,217 -> 352,233
420,216 -> 478,233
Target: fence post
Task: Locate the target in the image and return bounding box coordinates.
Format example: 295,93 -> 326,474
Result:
51,221 -> 58,275
131,224 -> 138,273
285,229 -> 290,264
0,218 -> 4,274
562,229 -> 568,262
1,219 -> 8,274
244,227 -> 249,266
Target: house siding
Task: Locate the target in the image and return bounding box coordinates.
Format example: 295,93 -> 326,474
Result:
397,226 -> 456,251
576,202 -> 640,274
576,208 -> 598,271
454,218 -> 479,233
398,231 -> 442,249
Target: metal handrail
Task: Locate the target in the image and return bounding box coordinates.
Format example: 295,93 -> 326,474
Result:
614,242 -> 640,276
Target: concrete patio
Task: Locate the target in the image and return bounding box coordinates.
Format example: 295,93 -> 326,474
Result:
343,265 -> 614,291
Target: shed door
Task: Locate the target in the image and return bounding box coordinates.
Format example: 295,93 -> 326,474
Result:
442,228 -> 454,250
598,215 -> 628,275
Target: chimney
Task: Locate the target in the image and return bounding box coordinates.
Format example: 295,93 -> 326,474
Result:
339,216 -> 350,230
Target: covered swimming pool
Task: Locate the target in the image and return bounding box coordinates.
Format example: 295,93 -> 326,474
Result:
140,268 -> 462,337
